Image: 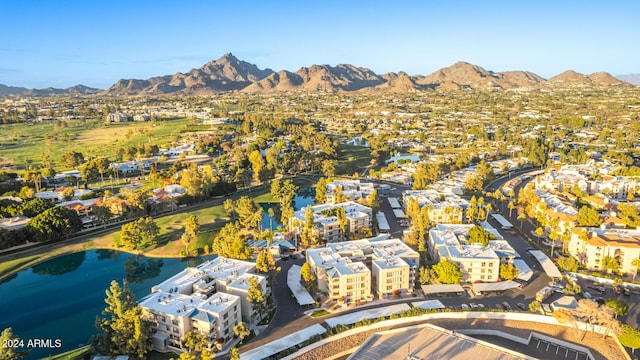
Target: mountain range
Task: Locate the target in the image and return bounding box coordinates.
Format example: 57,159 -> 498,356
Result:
1,53 -> 635,97
99,54 -> 634,95
616,74 -> 640,86
0,84 -> 99,97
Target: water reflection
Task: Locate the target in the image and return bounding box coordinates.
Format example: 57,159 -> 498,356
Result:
31,251 -> 86,276
96,249 -> 121,261
123,257 -> 164,284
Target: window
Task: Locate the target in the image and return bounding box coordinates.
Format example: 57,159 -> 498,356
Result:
488,263 -> 493,267
480,275 -> 485,280
481,262 -> 486,267
172,319 -> 179,326
223,313 -> 228,320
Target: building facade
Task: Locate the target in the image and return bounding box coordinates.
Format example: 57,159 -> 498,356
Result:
567,227 -> 640,274
292,201 -> 373,243
139,257 -> 267,353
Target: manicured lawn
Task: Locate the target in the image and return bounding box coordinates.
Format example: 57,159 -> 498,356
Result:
147,351 -> 179,360
0,118 -> 193,170
41,345 -> 90,360
0,185 -> 274,282
337,144 -> 373,175
310,309 -> 330,317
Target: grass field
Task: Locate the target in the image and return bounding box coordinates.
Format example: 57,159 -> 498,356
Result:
0,184 -> 275,281
0,118 -> 193,171
337,144 -> 373,175
41,346 -> 90,360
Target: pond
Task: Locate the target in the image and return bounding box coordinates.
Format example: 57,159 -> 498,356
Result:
0,250 -> 211,359
259,187 -> 315,231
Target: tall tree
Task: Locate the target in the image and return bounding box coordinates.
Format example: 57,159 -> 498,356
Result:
315,177 -> 328,204
256,250 -> 276,274
577,206 -> 602,227
119,217 -> 159,251
433,259 -> 462,284
605,298 -> 629,319
0,327 -> 27,359
233,322 -> 251,343
181,332 -> 212,359
247,276 -> 266,322
468,225 -> 495,246
90,280 -> 153,359
248,150 -> 265,183
235,196 -> 258,229
499,263 -> 519,280
223,198 -> 236,221
27,206 -> 82,242
300,262 -> 316,292
213,222 -> 252,260
336,207 -> 348,240
301,206 -> 315,246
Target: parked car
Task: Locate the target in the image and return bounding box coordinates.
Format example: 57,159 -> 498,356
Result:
517,303 -> 527,310
461,304 -> 470,310
623,288 -> 631,296
501,302 -> 512,311
470,303 -> 479,309
614,286 -> 622,295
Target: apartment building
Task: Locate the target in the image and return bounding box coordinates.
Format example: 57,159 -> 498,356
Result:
567,226 -> 640,274
428,223 -> 518,282
325,179 -> 375,203
306,236 -> 418,299
141,291 -> 241,352
291,201 -> 372,243
139,257 -> 267,353
326,261 -> 371,302
402,189 -> 469,224
372,258 -> 410,297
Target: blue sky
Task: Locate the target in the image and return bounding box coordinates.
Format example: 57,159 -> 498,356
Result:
1,1 -> 638,88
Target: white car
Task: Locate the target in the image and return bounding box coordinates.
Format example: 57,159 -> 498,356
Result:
461,304 -> 470,310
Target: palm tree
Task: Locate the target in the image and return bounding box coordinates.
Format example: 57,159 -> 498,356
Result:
484,203 -> 493,222
535,227 -> 544,246
267,207 -> 275,231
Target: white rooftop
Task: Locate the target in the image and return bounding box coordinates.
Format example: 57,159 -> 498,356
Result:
287,265 -> 315,305
0,215 -> 30,230
372,257 -> 410,270
241,324 -> 327,360
324,303 -> 411,327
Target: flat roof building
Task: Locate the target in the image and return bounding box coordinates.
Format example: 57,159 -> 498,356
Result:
428,223 -> 518,282
291,201 -> 373,243
139,257 -> 267,353
306,236 -> 418,300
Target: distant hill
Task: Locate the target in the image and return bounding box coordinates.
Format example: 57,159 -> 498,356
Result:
101,53 -> 274,95
243,64 -> 386,93
617,74 -> 640,85
4,55 -> 634,97
0,84 -> 99,97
